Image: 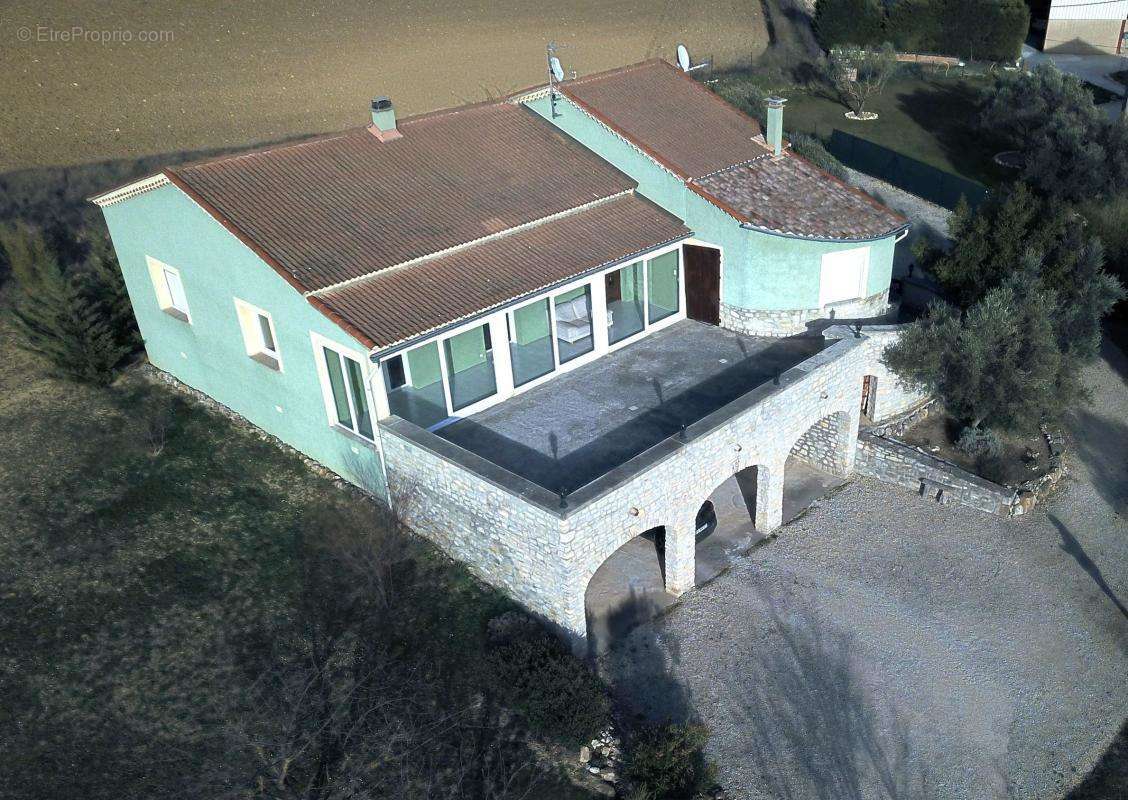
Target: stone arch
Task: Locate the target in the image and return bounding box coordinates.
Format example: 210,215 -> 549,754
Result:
692,461 -> 779,535
581,524 -> 675,655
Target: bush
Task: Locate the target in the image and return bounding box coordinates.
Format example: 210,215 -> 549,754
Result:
624,723 -> 716,800
956,425 -> 1002,458
488,621 -> 610,745
814,0 -> 885,48
789,132 -> 848,179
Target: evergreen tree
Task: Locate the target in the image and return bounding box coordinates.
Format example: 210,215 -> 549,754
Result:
814,0 -> 885,49
78,232 -> 142,356
2,225 -> 129,384
933,184 -> 1065,306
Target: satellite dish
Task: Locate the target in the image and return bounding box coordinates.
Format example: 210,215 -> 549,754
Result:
676,44 -> 691,72
549,56 -> 564,83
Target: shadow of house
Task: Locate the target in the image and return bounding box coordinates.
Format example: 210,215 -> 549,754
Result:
712,589 -> 934,800
438,336 -> 822,494
600,587 -> 695,729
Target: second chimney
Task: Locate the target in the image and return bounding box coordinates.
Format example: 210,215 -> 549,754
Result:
765,97 -> 786,157
369,96 -> 401,141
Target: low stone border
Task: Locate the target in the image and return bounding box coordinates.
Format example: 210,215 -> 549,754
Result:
860,404 -> 1068,517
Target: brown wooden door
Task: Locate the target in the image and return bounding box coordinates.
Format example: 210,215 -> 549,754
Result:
683,244 -> 720,325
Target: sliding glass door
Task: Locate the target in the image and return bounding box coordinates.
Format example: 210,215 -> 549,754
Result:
442,323 -> 497,411
509,298 -> 556,386
647,250 -> 680,323
382,341 -> 447,429
605,262 -> 645,345
553,285 -> 594,364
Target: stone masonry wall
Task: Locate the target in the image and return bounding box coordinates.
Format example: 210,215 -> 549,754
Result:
379,428 -> 572,631
790,412 -> 852,474
855,431 -> 1017,516
720,290 -> 890,337
825,324 -> 929,422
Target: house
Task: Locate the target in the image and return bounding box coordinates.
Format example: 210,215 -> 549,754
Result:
1042,0 -> 1127,54
94,59 -> 920,651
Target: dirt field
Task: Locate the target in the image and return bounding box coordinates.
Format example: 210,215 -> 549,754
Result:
0,0 -> 769,172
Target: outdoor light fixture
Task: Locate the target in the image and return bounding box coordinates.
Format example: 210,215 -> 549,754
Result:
734,444 -> 742,452
628,507 -> 640,516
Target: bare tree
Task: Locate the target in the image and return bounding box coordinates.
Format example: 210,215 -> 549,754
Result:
827,43 -> 898,119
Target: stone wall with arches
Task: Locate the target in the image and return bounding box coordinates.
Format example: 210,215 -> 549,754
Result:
380,324 -> 923,653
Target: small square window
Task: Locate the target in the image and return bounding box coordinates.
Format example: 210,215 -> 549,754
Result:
234,298 -> 282,370
146,256 -> 190,322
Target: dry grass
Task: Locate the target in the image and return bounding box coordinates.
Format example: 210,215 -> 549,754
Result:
1,0 -> 770,172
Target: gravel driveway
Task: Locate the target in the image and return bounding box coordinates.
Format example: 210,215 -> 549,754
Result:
603,345 -> 1128,799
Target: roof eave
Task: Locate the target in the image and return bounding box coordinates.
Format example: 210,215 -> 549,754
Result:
367,230 -> 694,360
738,220 -> 911,244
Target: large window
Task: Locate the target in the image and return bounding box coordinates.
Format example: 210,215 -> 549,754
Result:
605,262 -> 645,345
382,341 -> 447,429
443,323 -> 497,411
509,298 -> 556,386
553,285 -> 594,364
646,251 -> 680,323
322,346 -> 374,440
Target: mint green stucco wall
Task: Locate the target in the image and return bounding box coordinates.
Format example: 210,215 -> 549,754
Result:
100,184 -> 387,496
524,95 -> 897,311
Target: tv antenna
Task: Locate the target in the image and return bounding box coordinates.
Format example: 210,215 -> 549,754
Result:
547,42 -> 574,118
676,43 -> 710,73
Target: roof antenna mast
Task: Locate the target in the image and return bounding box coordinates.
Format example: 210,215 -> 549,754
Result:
547,42 -> 567,118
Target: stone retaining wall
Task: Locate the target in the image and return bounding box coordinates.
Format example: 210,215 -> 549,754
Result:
855,431 -> 1019,516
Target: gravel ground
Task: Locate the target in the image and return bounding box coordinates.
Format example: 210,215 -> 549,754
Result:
603,345 -> 1128,799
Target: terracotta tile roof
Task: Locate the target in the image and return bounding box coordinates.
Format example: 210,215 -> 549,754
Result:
558,59 -> 770,179
317,193 -> 689,349
553,59 -> 905,241
693,153 -> 907,240
167,102 -> 635,292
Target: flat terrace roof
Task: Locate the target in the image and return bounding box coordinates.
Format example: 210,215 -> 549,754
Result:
435,320 -> 824,494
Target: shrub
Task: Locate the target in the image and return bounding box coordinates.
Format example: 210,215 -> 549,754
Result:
956,425 -> 1002,458
789,133 -> 848,180
488,621 -> 610,745
624,723 -> 716,800
814,0 -> 885,49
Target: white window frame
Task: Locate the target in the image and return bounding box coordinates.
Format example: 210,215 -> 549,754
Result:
371,239 -> 689,426
818,246 -> 870,308
234,298 -> 283,371
145,256 -> 191,322
310,332 -> 377,443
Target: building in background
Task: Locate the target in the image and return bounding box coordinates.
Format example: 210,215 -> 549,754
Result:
1043,0 -> 1127,54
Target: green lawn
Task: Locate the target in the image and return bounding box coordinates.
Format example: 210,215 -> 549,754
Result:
715,71 -> 1010,186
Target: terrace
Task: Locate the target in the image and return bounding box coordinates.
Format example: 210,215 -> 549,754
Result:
435,319 -> 824,494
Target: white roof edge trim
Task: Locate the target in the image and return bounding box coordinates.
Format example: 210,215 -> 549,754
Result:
90,173 -> 170,207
